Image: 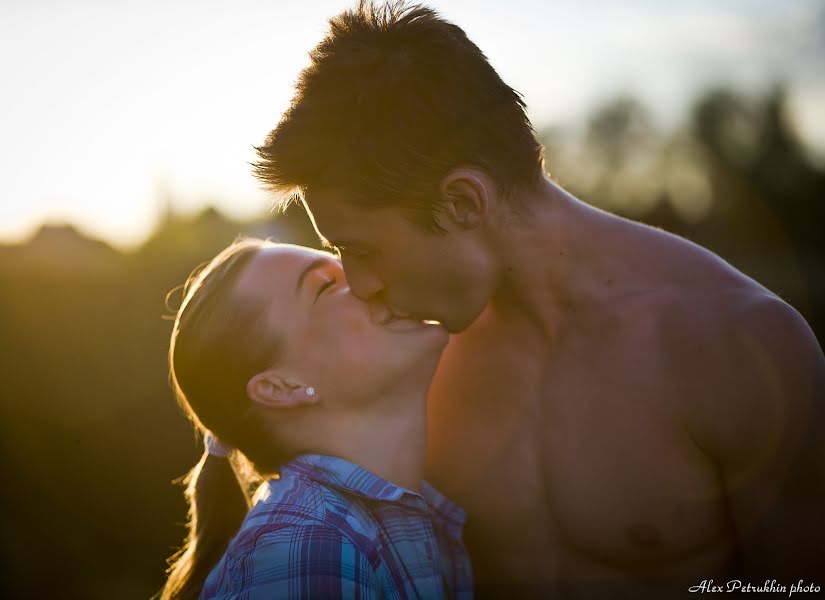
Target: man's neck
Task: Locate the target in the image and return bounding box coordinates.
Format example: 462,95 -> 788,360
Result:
486,177 -> 640,340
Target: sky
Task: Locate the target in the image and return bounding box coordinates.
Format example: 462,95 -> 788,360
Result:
1,0 -> 823,249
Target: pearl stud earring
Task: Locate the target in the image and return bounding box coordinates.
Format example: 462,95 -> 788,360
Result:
305,387 -> 316,397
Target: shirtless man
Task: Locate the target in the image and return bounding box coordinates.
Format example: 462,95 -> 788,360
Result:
253,3 -> 825,597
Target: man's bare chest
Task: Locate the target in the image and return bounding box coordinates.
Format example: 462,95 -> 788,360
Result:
426,334 -> 733,581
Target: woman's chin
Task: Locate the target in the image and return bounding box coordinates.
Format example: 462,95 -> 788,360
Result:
417,320 -> 450,345
421,323 -> 450,357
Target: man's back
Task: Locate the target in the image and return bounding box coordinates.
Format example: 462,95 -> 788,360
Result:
425,202 -> 825,598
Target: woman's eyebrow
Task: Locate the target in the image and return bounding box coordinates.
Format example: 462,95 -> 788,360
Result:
295,258 -> 330,296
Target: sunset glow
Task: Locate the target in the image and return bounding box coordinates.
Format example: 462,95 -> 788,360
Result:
1,0 -> 822,248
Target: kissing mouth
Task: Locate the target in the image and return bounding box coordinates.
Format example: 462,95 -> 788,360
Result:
388,307 -> 413,320
371,304 -> 410,326
369,303 -> 441,329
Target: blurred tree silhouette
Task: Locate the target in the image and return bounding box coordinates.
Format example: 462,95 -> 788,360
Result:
0,85 -> 821,599
0,205 -> 319,599
694,86 -> 824,255
690,86 -> 824,327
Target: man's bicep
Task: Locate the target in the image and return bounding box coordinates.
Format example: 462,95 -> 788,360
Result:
720,408 -> 825,580
215,523 -> 381,599
693,297 -> 825,578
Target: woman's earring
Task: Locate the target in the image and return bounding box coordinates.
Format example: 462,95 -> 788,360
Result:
305,387 -> 316,397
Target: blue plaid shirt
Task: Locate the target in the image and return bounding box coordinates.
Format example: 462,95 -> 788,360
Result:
201,454 -> 473,599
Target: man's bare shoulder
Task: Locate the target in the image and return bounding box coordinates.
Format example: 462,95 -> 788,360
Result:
605,224 -> 766,334
656,280 -> 824,461
661,281 -> 821,389
615,224 -> 823,433
631,221 -> 767,292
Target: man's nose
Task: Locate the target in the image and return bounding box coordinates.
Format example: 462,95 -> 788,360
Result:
342,259 -> 384,300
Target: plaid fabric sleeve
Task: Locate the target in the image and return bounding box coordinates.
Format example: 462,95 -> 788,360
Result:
206,523 -> 382,600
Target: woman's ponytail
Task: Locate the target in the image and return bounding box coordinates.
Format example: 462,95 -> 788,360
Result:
159,451 -> 249,600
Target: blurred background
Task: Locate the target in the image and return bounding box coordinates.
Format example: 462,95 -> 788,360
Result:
1,0 -> 823,597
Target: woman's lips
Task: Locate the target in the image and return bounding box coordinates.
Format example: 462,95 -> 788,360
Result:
369,302 -> 394,326
389,307 -> 413,319
369,302 -> 439,331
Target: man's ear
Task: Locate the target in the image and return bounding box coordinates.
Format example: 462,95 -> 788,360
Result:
436,168 -> 490,232
247,370 -> 320,410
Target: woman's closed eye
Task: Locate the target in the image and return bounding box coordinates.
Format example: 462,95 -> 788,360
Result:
315,277 -> 338,302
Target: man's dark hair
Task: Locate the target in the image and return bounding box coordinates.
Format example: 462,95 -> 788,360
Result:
254,1 -> 544,230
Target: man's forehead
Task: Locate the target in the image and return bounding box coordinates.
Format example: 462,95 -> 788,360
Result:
310,214 -> 365,250
301,191 -> 385,246
301,190 -> 353,229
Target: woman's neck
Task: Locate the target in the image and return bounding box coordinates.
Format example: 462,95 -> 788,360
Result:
311,389 -> 429,492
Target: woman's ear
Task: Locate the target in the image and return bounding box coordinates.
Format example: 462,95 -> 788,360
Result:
247,370 -> 320,409
436,168 -> 490,232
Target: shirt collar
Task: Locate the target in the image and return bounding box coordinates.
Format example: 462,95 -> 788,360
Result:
284,453 -> 410,502
282,454 -> 466,535
420,480 -> 467,539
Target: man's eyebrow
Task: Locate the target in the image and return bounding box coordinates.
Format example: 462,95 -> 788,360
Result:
296,258 -> 330,296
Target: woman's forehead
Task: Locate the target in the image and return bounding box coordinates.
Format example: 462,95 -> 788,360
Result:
257,243 -> 331,263
234,244 -> 336,300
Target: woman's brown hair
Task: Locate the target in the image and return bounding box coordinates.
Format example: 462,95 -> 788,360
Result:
159,238 -> 290,600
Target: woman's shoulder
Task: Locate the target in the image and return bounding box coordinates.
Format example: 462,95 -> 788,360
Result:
246,471 -> 328,526
201,473 -> 386,599
238,467 -> 381,550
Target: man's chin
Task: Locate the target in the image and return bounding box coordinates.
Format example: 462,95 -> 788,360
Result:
442,313 -> 480,335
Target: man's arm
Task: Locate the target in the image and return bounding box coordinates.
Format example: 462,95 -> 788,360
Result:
687,295 -> 825,580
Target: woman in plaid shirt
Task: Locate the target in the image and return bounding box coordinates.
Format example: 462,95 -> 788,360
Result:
159,238 -> 472,600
